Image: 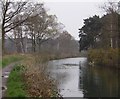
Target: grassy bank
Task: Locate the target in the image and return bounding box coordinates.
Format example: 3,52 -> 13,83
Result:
1,54 -> 24,68
6,64 -> 27,97
6,53 -> 80,97
88,48 -> 119,69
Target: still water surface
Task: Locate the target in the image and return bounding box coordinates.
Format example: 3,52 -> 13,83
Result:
48,57 -> 119,97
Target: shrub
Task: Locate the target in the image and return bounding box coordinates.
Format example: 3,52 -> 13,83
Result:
88,48 -> 119,68
22,55 -> 59,97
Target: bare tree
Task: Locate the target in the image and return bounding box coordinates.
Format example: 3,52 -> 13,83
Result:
26,9 -> 62,52
1,1 -> 43,54
101,1 -> 118,14
100,1 -> 119,48
13,15 -> 26,53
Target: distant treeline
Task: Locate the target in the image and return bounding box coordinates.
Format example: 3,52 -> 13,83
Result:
5,31 -> 79,55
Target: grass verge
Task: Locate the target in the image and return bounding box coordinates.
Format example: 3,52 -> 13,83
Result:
6,64 -> 27,97
1,54 -> 24,68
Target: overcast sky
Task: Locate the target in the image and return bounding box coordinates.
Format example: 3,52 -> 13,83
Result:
43,0 -> 119,40
44,2 -> 104,40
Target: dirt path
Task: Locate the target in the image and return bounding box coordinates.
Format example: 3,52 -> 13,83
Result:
1,62 -> 20,98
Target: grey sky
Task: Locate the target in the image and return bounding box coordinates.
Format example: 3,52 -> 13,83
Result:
16,0 -> 119,40
44,2 -> 104,40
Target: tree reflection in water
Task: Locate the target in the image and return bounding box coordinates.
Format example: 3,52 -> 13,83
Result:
79,63 -> 120,97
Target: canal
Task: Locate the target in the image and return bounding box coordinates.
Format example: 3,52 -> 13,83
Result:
48,57 -> 120,97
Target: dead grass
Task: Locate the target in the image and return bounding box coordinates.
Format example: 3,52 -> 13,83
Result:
22,55 -> 59,97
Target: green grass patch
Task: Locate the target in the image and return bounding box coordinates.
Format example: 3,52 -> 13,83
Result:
1,54 -> 24,68
6,64 -> 27,97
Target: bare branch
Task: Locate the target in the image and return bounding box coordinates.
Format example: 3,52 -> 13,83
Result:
5,2 -> 27,23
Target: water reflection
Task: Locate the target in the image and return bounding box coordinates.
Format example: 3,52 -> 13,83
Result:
48,57 -> 119,97
81,65 -> 119,97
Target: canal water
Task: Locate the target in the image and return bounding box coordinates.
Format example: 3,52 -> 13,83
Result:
48,57 -> 120,97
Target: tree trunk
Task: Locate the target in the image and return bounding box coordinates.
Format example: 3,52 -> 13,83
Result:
110,38 -> 113,48
32,35 -> 36,53
33,40 -> 36,52
20,37 -> 25,53
2,29 -> 5,55
38,39 -> 42,52
14,30 -> 18,53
